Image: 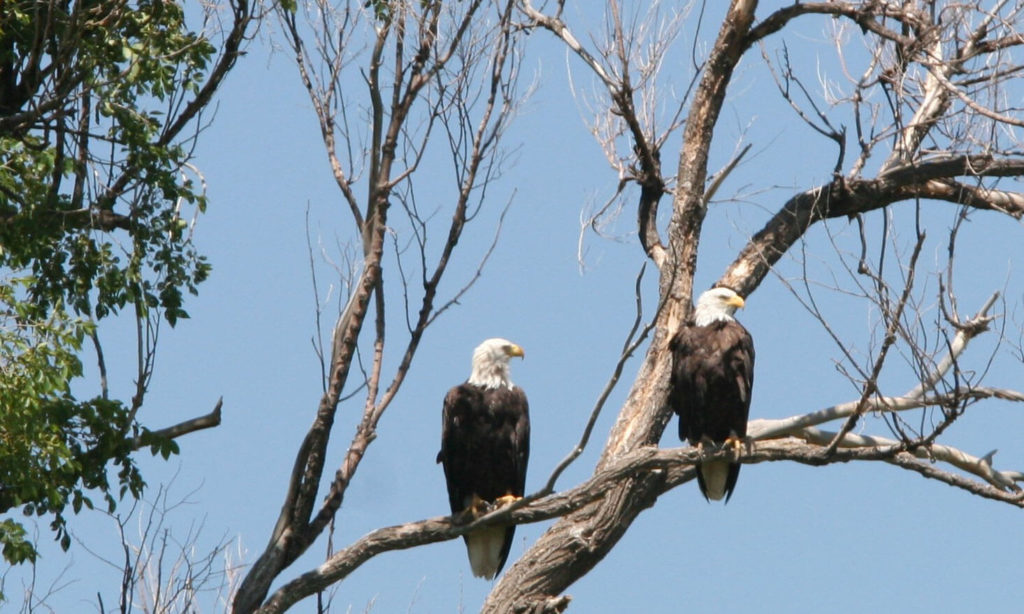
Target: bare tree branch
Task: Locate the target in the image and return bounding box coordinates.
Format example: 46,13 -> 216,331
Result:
129,399 -> 224,451
253,430 -> 1024,612
719,163 -> 1024,296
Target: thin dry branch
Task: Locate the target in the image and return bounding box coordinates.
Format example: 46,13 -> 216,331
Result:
794,426 -> 1024,491
906,291 -> 999,397
540,263 -> 655,495
823,231 -> 925,455
748,386 -> 1024,440
749,292 -> 1009,440
746,288 -> 1024,491
282,6 -> 364,229
521,0 -> 669,267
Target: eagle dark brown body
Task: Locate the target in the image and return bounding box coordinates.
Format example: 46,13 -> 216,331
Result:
669,291 -> 755,502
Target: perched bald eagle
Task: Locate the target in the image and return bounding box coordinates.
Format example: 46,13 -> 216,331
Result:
437,338 -> 529,579
669,287 -> 754,502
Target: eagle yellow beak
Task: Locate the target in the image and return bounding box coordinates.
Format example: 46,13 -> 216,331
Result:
505,344 -> 525,358
727,294 -> 746,309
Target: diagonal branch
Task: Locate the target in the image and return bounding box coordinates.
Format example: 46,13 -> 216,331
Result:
719,159 -> 1024,296
282,7 -> 363,229
823,231 -> 924,455
129,399 -> 223,450
521,0 -> 668,267
748,386 -> 1024,442
540,263 -> 655,495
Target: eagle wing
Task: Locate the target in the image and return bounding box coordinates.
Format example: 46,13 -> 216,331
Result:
669,320 -> 754,502
437,384 -> 530,512
669,320 -> 754,444
438,383 -> 529,577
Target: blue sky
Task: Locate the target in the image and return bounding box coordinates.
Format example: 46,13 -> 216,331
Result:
7,2 -> 1024,613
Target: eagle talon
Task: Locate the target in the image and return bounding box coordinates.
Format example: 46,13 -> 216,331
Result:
453,493 -> 491,524
493,494 -> 522,508
724,436 -> 744,458
695,439 -> 711,458
470,493 -> 490,516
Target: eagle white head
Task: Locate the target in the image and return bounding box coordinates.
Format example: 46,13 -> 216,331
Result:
694,287 -> 746,327
467,338 -> 524,389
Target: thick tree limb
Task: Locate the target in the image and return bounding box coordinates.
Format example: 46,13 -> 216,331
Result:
719,160 -> 1024,296
253,434 -> 1024,612
748,2 -> 929,49
0,208 -> 132,232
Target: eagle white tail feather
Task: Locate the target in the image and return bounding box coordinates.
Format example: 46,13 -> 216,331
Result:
466,527 -> 506,579
701,460 -> 730,501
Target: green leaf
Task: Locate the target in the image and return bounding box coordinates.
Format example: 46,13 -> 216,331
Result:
0,0 -> 233,565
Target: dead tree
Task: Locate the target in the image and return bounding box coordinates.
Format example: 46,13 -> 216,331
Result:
235,2 -> 1024,612
484,2 -> 1024,611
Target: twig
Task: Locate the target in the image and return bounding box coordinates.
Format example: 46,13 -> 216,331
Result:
823,231 -> 926,455
539,263 -> 653,495
905,291 -> 998,398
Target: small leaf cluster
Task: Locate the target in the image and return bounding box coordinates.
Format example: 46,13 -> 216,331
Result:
0,287 -> 150,562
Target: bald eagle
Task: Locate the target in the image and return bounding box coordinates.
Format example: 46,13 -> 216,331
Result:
669,287 -> 754,502
437,338 -> 529,579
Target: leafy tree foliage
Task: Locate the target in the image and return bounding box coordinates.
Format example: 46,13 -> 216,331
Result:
0,0 -> 249,568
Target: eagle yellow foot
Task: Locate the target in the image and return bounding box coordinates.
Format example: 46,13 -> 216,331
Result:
723,435 -> 753,457
456,494 -> 491,524
494,494 -> 522,508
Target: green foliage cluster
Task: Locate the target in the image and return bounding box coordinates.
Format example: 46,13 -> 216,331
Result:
0,0 -> 217,568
